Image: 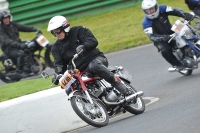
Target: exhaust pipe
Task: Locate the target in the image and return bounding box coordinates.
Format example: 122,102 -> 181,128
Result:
125,91 -> 144,102
102,91 -> 144,105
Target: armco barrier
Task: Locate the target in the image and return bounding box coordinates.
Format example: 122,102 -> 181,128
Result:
7,0 -> 142,25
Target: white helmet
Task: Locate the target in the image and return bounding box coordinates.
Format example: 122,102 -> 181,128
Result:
47,15 -> 70,34
141,0 -> 159,19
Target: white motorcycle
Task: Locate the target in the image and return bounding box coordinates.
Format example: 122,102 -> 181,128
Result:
168,15 -> 200,76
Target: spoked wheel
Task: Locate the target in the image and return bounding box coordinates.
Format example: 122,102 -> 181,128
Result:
70,91 -> 109,127
178,69 -> 193,76
32,56 -> 44,74
123,82 -> 145,115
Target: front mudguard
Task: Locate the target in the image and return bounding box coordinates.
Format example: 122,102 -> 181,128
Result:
68,90 -> 80,100
67,90 -> 105,106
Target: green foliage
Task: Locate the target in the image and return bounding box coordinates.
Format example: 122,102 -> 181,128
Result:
0,0 -> 191,102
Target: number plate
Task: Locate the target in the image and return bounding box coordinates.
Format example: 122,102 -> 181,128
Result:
36,35 -> 49,47
64,78 -> 76,91
59,72 -> 76,90
171,20 -> 189,36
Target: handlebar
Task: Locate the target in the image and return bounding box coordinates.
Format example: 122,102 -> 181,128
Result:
168,33 -> 176,43
41,49 -> 83,86
70,49 -> 84,69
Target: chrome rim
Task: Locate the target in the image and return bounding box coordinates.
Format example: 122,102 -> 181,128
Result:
129,97 -> 143,109
125,84 -> 143,109
75,97 -> 107,123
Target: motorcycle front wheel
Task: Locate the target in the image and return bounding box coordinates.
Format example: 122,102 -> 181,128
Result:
123,82 -> 145,115
178,69 -> 193,76
70,91 -> 109,127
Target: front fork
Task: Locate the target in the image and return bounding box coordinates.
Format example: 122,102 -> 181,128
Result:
69,74 -> 94,105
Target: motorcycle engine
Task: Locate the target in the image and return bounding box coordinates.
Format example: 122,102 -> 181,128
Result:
182,57 -> 196,68
181,46 -> 196,67
105,89 -> 120,102
31,65 -> 40,73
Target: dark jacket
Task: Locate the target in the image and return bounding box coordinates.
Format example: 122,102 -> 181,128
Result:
0,22 -> 37,52
51,26 -> 105,73
185,0 -> 200,16
142,5 -> 186,45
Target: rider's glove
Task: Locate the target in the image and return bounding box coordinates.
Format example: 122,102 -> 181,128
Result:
162,35 -> 171,42
183,13 -> 194,21
52,73 -> 62,85
20,43 -> 27,49
36,29 -> 42,34
76,45 -> 86,54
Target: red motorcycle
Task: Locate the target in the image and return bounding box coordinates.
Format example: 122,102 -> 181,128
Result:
42,51 -> 145,127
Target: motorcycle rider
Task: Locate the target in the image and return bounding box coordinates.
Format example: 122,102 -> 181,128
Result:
47,15 -> 129,96
0,10 -> 42,76
185,0 -> 200,35
185,0 -> 200,16
141,0 -> 194,70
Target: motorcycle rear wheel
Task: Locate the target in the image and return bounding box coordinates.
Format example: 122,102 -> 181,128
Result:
123,82 -> 145,115
32,56 -> 44,74
70,91 -> 109,127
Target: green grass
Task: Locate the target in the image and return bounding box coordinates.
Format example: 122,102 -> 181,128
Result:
0,0 -> 191,102
0,77 -> 56,102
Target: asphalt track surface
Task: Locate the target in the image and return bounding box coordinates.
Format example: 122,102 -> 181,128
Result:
1,44 -> 200,133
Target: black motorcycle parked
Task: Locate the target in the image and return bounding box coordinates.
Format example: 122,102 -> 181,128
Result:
0,32 -> 54,83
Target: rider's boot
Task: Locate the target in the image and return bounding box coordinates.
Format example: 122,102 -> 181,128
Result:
113,81 -> 129,95
168,62 -> 184,72
16,57 -> 29,77
16,67 -> 28,78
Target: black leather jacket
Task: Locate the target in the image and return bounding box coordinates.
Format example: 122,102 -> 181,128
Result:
51,26 -> 105,73
0,22 -> 37,52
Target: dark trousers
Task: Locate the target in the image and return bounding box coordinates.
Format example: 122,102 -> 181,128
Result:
86,56 -> 116,84
155,41 -> 181,66
86,56 -> 127,94
6,48 -> 25,70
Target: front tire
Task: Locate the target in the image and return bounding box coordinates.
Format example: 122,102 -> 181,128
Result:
178,69 -> 193,76
123,82 -> 145,115
70,91 -> 109,127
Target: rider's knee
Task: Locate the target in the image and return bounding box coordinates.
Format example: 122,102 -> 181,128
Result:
18,50 -> 25,57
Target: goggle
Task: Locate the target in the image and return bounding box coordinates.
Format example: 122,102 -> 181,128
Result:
51,30 -> 63,36
143,5 -> 158,15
